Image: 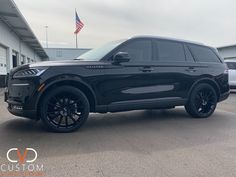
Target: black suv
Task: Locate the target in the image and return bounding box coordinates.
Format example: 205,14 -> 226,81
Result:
5,36 -> 230,132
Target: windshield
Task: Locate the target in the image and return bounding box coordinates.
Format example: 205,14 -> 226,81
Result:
77,39 -> 126,61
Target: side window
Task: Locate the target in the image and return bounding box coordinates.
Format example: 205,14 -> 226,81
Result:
156,40 -> 185,62
226,62 -> 236,70
118,40 -> 152,62
189,45 -> 221,63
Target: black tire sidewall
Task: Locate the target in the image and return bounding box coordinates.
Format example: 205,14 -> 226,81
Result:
185,83 -> 217,118
40,86 -> 90,132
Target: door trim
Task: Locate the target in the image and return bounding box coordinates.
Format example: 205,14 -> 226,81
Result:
95,97 -> 186,113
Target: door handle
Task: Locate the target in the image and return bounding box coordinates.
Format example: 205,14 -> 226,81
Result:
185,67 -> 197,72
140,67 -> 154,72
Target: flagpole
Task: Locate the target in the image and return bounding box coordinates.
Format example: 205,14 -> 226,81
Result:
74,8 -> 83,49
75,33 -> 78,48
75,8 -> 77,48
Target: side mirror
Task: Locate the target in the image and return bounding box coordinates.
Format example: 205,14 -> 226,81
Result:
113,52 -> 130,65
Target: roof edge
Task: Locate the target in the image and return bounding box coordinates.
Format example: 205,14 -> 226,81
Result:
131,35 -> 205,46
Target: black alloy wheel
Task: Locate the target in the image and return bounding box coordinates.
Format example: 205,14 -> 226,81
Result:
185,83 -> 217,118
40,86 -> 90,132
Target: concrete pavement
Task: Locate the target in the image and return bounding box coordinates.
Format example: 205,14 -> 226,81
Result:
0,93 -> 235,177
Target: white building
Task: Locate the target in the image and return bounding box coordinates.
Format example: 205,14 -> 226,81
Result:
44,48 -> 90,61
217,45 -> 236,60
0,0 -> 48,87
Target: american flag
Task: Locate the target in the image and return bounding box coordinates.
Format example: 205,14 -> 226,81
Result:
74,11 -> 84,34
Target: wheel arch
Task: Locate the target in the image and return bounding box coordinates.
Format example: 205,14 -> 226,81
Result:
36,76 -> 97,118
188,78 -> 220,101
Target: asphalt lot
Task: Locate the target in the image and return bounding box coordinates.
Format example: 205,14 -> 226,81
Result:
0,92 -> 236,177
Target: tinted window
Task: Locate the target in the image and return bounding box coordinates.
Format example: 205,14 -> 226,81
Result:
119,40 -> 152,62
156,40 -> 185,62
189,45 -> 220,63
226,62 -> 236,70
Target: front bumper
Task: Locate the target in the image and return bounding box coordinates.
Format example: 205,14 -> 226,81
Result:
5,92 -> 38,119
4,78 -> 41,120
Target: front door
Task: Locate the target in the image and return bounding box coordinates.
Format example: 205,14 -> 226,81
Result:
99,38 -> 162,105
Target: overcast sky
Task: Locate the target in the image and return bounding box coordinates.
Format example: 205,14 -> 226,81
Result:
14,0 -> 236,48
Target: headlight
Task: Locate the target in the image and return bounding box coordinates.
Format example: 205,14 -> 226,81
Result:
13,68 -> 47,78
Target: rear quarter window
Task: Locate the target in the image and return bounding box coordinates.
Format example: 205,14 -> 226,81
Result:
189,45 -> 221,63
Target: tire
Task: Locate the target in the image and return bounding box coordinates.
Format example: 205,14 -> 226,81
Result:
40,86 -> 90,132
185,83 -> 217,118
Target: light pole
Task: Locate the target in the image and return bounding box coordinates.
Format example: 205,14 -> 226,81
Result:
45,26 -> 48,48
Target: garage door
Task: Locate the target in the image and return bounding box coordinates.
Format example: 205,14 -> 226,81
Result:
0,46 -> 7,75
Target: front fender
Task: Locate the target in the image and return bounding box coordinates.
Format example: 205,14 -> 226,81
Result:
35,74 -> 96,114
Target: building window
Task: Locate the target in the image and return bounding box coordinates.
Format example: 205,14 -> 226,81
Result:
21,55 -> 25,65
12,50 -> 18,68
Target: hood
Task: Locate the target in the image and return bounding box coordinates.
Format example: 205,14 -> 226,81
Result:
29,60 -> 108,67
9,60 -> 109,75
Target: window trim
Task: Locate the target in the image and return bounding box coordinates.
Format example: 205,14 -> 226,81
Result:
185,44 -> 197,62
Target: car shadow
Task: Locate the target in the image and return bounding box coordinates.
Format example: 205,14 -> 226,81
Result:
1,118 -> 44,133
0,108 -> 234,159
1,109 -> 188,132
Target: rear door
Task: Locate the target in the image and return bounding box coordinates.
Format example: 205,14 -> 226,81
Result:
152,39 -> 203,99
